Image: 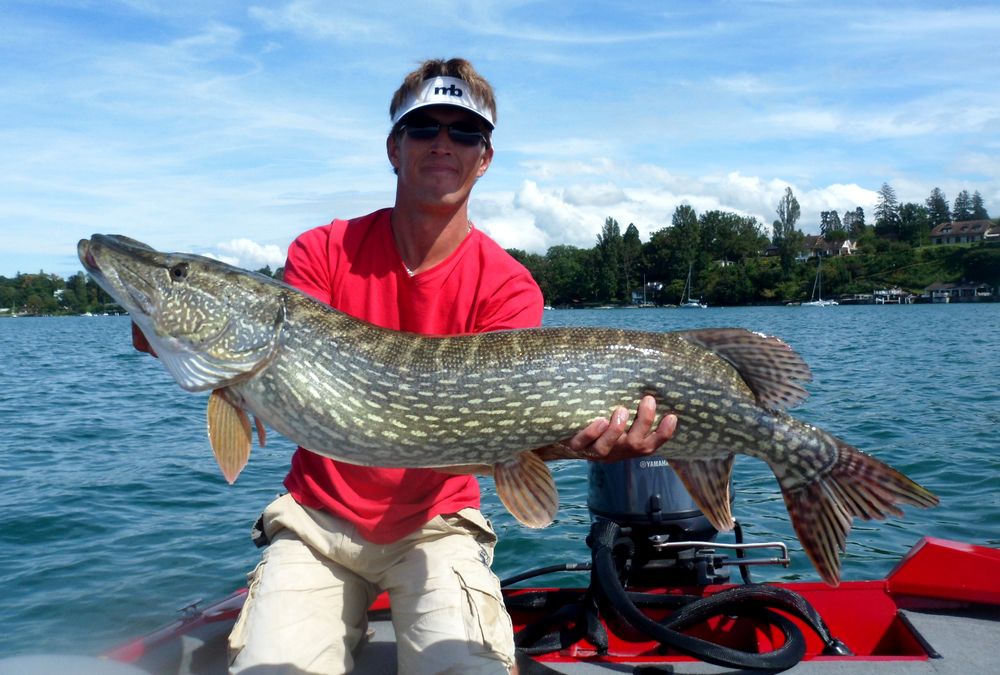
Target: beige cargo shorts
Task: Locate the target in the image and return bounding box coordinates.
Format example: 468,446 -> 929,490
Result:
228,494 -> 515,674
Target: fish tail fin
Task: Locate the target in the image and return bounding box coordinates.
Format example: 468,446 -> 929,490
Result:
777,438 -> 939,586
494,451 -> 559,528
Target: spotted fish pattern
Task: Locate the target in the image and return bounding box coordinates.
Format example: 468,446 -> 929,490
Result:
79,234 -> 939,585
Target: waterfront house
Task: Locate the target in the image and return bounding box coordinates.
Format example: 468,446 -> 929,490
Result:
874,288 -> 915,304
922,281 -> 994,303
630,280 -> 663,306
796,236 -> 856,261
929,220 -> 1000,245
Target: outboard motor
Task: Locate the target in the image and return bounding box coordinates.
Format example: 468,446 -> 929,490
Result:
587,456 -> 731,585
510,457 -> 844,668
511,458 -> 845,668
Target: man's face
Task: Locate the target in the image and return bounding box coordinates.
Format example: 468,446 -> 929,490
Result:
387,105 -> 493,209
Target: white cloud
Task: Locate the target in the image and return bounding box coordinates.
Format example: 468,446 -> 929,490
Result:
846,7 -> 1000,37
563,183 -> 629,207
248,1 -> 390,40
510,180 -> 596,247
473,169 -> 888,256
710,74 -> 783,96
3,1 -> 999,279
207,238 -> 287,271
763,110 -> 843,137
474,206 -> 548,254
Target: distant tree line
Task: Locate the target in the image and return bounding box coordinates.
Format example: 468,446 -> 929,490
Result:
3,187 -> 995,315
0,266 -> 282,316
0,272 -> 108,316
507,185 -> 997,307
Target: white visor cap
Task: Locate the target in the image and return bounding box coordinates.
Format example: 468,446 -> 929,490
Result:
392,76 -> 495,129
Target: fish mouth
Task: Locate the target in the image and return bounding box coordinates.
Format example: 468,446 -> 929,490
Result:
77,235 -> 161,317
78,239 -> 101,275
79,234 -> 156,263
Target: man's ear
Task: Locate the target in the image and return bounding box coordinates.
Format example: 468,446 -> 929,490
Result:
387,134 -> 400,170
477,145 -> 494,178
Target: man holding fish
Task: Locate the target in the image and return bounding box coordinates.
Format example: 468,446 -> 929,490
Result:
93,54 -> 937,675
159,58 -> 676,674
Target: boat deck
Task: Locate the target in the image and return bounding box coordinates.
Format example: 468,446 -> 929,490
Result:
85,600 -> 1000,674
3,537 -> 997,674
361,594 -> 1000,674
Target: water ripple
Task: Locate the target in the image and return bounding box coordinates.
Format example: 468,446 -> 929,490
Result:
0,306 -> 997,656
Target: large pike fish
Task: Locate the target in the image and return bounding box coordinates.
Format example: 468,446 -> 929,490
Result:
79,234 -> 938,585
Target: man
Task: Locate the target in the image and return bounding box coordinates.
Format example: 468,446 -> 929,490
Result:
221,58 -> 677,674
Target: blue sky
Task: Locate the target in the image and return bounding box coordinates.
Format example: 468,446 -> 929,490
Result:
2,0 -> 998,278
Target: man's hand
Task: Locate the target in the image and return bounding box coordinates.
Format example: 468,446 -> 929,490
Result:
565,395 -> 677,463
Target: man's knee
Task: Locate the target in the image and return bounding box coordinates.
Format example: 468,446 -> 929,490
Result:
228,535 -> 370,673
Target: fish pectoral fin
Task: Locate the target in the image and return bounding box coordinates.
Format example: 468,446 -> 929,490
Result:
207,389 -> 253,484
253,416 -> 267,448
776,438 -> 939,587
668,455 -> 736,532
493,451 -> 559,529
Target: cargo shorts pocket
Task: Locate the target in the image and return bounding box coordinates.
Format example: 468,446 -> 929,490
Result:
227,555 -> 267,665
452,509 -> 499,547
453,564 -> 514,663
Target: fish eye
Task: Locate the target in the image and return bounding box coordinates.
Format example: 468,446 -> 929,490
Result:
170,263 -> 190,281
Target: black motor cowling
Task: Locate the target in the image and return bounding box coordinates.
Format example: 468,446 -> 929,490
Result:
587,456 -> 730,585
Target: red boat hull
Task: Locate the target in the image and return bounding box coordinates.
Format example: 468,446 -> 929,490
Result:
103,537 -> 1000,671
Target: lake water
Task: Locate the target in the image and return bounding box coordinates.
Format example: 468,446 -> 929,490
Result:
1,304 -> 997,657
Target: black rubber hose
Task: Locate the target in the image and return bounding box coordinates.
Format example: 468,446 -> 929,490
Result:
514,595 -> 608,656
590,519 -> 807,671
500,563 -> 592,588
734,519 -> 754,584
658,584 -> 852,656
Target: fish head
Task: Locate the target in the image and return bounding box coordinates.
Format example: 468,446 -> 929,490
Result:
78,234 -> 286,392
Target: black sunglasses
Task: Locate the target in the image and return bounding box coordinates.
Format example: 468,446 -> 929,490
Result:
398,118 -> 489,147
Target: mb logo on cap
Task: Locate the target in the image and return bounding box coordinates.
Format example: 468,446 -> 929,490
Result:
435,83 -> 463,98
392,76 -> 495,129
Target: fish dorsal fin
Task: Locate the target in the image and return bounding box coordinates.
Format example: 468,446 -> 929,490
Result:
668,455 -> 736,533
493,451 -> 559,528
678,328 -> 812,410
207,389 -> 253,483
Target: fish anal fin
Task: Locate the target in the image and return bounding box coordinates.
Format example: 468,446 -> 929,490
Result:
207,389 -> 252,484
678,328 -> 812,411
668,455 -> 736,533
494,451 -> 559,528
776,438 -> 939,587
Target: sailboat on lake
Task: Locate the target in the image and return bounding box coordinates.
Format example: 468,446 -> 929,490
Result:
680,263 -> 707,308
802,257 -> 838,307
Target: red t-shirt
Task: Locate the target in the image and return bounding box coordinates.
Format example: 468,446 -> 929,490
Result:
281,208 -> 544,543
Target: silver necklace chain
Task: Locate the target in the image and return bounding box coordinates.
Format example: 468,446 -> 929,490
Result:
402,221 -> 472,276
